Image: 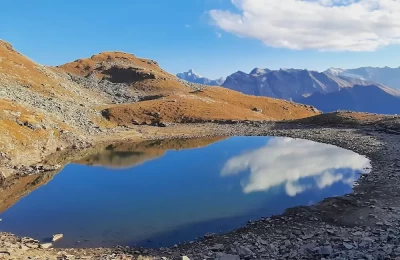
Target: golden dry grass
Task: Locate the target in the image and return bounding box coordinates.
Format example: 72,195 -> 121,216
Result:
56,45 -> 320,124
293,111 -> 400,131
102,87 -> 319,125
58,51 -> 187,94
293,111 -> 392,125
0,41 -> 72,97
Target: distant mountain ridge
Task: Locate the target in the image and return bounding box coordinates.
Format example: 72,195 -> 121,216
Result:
221,67 -> 400,115
325,67 -> 400,90
177,69 -> 224,86
296,85 -> 400,114
222,68 -> 372,101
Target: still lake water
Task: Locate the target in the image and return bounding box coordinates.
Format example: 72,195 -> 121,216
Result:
0,137 -> 370,248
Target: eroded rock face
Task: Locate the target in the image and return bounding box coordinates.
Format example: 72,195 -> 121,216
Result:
102,66 -> 157,83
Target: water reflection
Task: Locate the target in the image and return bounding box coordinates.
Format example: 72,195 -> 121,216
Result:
76,137 -> 227,168
0,136 -> 370,248
221,138 -> 370,196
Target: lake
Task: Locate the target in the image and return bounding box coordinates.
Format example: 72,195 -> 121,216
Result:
0,136 -> 370,248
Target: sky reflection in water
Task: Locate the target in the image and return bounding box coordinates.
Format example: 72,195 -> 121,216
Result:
0,137 -> 370,248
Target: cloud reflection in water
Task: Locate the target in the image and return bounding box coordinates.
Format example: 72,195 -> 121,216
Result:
221,138 -> 370,196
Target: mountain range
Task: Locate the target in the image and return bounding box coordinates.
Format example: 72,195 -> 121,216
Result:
176,69 -> 224,86
325,67 -> 400,90
222,68 -> 374,101
297,85 -> 400,114
219,67 -> 400,114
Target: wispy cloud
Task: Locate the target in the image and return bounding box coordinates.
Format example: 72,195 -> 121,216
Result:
216,32 -> 222,38
209,0 -> 400,51
221,138 -> 370,196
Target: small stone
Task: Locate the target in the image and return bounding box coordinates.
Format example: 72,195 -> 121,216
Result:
238,246 -> 253,257
269,243 -> 278,253
301,243 -> 317,252
257,236 -> 268,245
137,256 -> 153,260
215,253 -> 240,260
343,242 -> 354,250
284,240 -> 291,247
301,234 -> 314,239
20,244 -> 29,251
52,234 -> 64,242
326,229 -> 336,235
41,243 -> 53,249
204,233 -> 216,239
209,244 -> 224,251
251,107 -> 263,113
0,252 -> 10,257
319,245 -> 333,256
181,256 -> 190,260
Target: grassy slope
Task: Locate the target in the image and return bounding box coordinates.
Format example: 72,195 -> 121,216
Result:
0,39 -> 319,178
57,49 -> 319,125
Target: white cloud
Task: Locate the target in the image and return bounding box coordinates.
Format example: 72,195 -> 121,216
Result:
209,0 -> 400,51
316,171 -> 344,189
285,182 -> 309,196
221,138 -> 370,196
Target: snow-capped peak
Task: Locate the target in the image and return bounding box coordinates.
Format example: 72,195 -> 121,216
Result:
187,69 -> 200,77
176,69 -> 224,86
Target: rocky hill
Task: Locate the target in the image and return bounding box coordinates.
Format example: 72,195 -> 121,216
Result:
0,40 -> 319,180
177,69 -> 224,86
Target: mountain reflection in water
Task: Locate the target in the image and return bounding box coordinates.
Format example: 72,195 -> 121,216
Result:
0,136 -> 370,248
75,137 -> 227,168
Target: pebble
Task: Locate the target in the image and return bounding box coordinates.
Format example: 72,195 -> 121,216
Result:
52,234 -> 64,242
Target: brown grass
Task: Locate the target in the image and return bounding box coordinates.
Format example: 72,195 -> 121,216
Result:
291,111 -> 400,132
0,41 -> 73,97
57,51 -> 187,94
101,87 -> 319,125
56,44 -> 320,124
0,99 -> 63,167
293,111 -> 391,125
58,51 -> 164,77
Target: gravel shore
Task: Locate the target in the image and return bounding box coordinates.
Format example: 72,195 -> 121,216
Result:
1,121 -> 400,259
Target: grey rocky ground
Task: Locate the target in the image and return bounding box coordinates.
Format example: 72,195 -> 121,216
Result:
1,121 -> 400,259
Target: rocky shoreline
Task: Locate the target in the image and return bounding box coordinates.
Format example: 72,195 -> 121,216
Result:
1,120 -> 400,259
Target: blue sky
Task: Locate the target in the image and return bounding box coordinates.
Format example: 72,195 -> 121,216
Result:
1,0 -> 399,79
